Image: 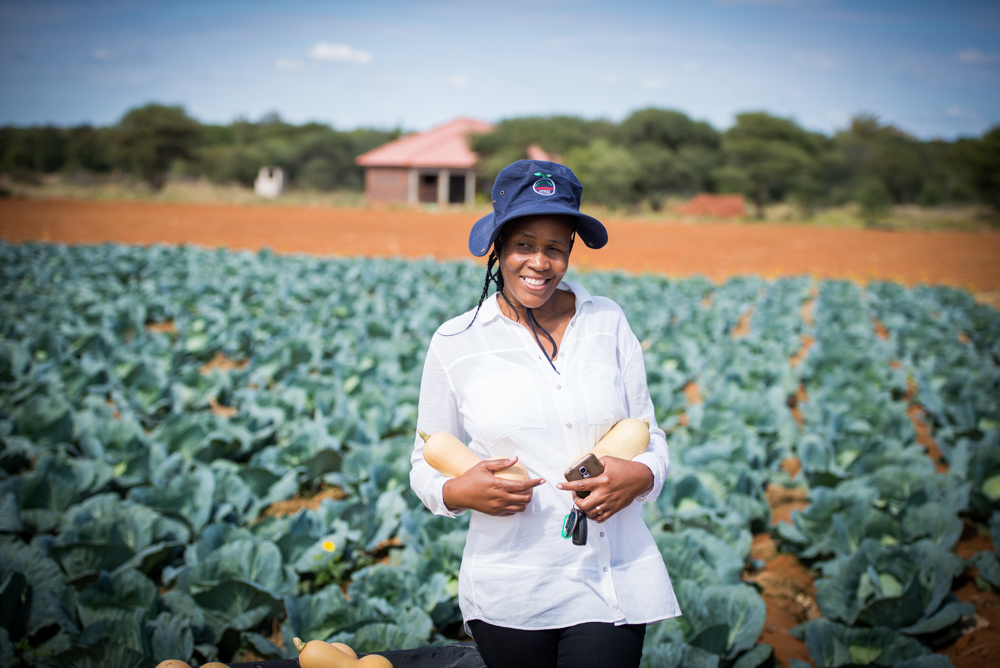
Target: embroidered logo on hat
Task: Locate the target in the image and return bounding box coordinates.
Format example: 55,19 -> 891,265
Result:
467,160 -> 608,257
532,172 -> 555,196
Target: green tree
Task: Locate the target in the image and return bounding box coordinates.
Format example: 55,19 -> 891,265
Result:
563,139 -> 641,207
115,103 -> 202,189
618,107 -> 719,151
0,125 -> 68,175
833,115 -> 934,205
856,179 -> 892,227
469,116 -> 615,183
720,112 -> 827,218
198,145 -> 267,186
617,109 -> 721,207
288,130 -> 356,191
952,125 -> 1000,212
65,125 -> 113,172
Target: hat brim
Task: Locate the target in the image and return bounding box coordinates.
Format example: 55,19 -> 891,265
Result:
468,204 -> 608,257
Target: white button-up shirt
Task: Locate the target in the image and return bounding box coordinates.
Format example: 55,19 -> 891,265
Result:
410,281 -> 680,631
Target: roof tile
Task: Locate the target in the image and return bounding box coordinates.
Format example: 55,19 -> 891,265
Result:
355,117 -> 493,169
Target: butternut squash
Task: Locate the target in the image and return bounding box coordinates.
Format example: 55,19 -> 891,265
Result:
586,418 -> 650,462
293,637 -> 392,668
417,430 -> 528,481
331,642 -> 359,660
293,638 -> 357,668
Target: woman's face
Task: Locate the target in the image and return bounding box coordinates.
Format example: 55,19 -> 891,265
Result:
497,215 -> 574,310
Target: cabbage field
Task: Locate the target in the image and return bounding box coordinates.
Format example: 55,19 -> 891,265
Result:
1,242 -> 999,668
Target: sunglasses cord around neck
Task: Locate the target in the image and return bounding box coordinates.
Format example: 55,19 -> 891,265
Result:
526,307 -> 560,375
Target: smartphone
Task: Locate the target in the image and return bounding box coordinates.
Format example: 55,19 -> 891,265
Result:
563,454 -> 604,498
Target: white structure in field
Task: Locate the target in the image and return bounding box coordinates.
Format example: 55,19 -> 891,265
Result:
254,167 -> 284,198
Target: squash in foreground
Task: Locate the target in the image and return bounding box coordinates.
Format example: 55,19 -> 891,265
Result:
294,637 -> 391,667
585,417 -> 650,463
418,430 -> 528,481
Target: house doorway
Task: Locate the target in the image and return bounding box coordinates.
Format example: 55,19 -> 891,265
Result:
418,174 -> 438,203
448,175 -> 466,204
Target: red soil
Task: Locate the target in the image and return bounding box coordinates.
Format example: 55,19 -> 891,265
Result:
747,532 -> 817,667
947,522 -> 1000,668
675,193 -> 748,218
1,198 -> 999,289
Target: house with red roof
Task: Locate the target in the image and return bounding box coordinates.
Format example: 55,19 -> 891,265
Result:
354,117 -> 493,206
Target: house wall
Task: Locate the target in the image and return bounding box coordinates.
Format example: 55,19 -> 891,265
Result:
364,166 -> 477,205
364,167 -> 410,203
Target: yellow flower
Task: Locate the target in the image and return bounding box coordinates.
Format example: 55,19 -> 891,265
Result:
322,540 -> 336,552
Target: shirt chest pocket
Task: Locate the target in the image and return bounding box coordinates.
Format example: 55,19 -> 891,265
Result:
580,361 -> 628,427
463,371 -> 547,447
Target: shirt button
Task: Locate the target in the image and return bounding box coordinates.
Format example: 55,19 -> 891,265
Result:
603,567 -> 609,572
565,423 -> 572,429
556,384 -> 562,390
600,532 -> 605,537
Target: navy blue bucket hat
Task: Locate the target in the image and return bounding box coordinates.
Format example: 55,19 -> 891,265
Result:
468,160 -> 608,257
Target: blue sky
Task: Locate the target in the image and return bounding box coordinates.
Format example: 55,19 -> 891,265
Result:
1,0 -> 997,138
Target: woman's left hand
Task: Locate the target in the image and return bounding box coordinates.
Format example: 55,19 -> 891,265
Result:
556,457 -> 654,523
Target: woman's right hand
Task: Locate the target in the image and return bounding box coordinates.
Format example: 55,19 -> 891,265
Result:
442,456 -> 545,516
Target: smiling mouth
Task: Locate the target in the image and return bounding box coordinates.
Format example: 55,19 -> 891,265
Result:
520,276 -> 550,291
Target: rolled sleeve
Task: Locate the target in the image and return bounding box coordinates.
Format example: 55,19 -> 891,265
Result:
410,342 -> 467,518
621,340 -> 670,504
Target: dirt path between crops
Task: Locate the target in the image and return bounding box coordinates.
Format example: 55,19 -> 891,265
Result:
2,199 -> 1000,294
874,319 -> 1000,668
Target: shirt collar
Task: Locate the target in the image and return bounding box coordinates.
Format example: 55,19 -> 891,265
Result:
478,280 -> 593,326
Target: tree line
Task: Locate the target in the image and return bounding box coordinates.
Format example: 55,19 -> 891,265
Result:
0,104 -> 398,193
1,103 -> 997,215
471,110 -> 1000,216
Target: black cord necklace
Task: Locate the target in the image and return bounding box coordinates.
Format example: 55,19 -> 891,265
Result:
500,287 -> 563,375
526,307 -> 560,375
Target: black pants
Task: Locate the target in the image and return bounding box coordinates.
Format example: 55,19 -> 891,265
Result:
468,619 -> 646,668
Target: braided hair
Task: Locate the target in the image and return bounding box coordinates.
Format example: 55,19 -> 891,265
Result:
445,231 -> 520,336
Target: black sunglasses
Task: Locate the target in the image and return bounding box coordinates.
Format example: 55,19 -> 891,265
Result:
561,506 -> 588,546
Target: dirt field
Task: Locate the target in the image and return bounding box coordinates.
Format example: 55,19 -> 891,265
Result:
2,199 -> 999,295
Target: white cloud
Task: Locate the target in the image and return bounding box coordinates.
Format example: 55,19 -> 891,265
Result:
309,42 -> 372,64
640,77 -> 668,90
446,74 -> 470,88
92,48 -> 111,61
812,53 -> 837,71
274,58 -> 304,71
957,48 -> 999,64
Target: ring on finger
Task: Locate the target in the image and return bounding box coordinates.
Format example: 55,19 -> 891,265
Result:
596,505 -> 603,515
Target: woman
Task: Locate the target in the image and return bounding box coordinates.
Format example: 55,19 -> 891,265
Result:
410,160 -> 679,668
